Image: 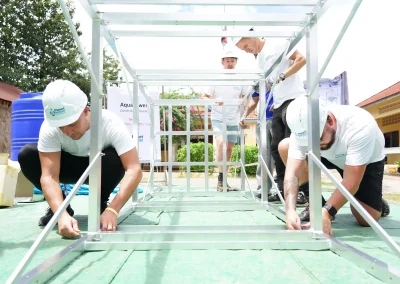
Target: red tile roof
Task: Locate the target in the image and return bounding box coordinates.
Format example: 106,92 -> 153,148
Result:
0,82 -> 23,102
357,81 -> 400,108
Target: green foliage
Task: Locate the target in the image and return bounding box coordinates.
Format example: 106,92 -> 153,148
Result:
160,88 -> 202,145
230,145 -> 259,175
176,142 -> 215,173
0,0 -> 120,96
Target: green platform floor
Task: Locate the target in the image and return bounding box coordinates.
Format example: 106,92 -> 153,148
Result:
1,188 -> 400,284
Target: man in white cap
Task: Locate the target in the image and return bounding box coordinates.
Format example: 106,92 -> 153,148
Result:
231,27 -> 307,203
279,96 -> 390,235
202,49 -> 249,191
18,79 -> 142,238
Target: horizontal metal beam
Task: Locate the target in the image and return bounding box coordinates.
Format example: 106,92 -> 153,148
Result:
116,224 -> 286,232
148,191 -> 248,197
84,239 -> 330,250
330,237 -> 400,284
134,201 -> 264,211
133,200 -> 259,209
112,30 -> 296,38
137,74 -> 262,81
102,13 -> 307,26
84,226 -> 328,250
142,81 -> 257,86
153,98 -> 242,106
155,131 -> 241,136
135,69 -> 263,74
18,236 -> 89,284
92,0 -> 318,6
153,162 -> 241,166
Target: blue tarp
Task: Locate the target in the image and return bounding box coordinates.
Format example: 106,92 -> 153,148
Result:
34,184 -> 143,195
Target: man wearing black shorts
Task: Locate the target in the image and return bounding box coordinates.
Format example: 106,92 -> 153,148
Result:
278,96 -> 390,235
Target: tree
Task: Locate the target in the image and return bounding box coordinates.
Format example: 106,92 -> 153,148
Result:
0,0 -> 120,96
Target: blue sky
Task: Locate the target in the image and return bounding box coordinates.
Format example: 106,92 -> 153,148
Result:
72,0 -> 400,105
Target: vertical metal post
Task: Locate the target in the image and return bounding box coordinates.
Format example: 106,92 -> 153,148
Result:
162,86 -> 167,164
131,80 -> 139,203
222,105 -> 227,192
168,105 -> 173,192
88,19 -> 103,233
204,104 -> 209,191
240,99 -> 246,191
186,105 -> 191,191
306,13 -> 323,233
149,103 -> 155,192
259,79 -> 268,202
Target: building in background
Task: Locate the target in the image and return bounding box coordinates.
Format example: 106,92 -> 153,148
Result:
357,81 -> 400,164
0,82 -> 23,154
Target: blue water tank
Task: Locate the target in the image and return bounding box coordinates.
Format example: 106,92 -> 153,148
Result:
10,93 -> 44,161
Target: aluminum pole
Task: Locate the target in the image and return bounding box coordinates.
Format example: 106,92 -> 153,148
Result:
306,13 -> 323,234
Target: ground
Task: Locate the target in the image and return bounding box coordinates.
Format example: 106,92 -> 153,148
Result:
1,172 -> 400,283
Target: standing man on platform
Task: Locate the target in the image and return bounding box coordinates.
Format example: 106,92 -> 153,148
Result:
18,79 -> 143,238
240,90 -> 274,198
202,49 -> 249,192
232,27 -> 308,204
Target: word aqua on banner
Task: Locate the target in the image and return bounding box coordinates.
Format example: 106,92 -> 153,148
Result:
107,86 -> 161,161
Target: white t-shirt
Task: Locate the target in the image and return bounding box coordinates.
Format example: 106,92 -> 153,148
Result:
288,105 -> 385,169
206,85 -> 249,125
38,109 -> 134,157
257,42 -> 306,109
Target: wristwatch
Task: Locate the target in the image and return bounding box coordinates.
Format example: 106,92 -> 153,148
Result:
323,204 -> 337,218
279,73 -> 286,81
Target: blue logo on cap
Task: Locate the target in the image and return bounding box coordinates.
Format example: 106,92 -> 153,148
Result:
49,107 -> 66,116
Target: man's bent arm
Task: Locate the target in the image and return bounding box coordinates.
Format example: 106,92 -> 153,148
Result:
283,50 -> 306,79
243,96 -> 259,118
39,152 -> 66,215
284,158 -> 304,211
325,164 -> 366,211
108,148 -> 143,213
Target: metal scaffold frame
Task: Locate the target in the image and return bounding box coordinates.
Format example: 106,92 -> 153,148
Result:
7,0 -> 400,283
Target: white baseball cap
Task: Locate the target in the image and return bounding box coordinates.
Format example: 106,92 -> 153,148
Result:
286,96 -> 329,146
230,26 -> 255,45
42,79 -> 88,127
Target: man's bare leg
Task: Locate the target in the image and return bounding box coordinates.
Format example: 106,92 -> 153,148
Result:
216,135 -> 237,191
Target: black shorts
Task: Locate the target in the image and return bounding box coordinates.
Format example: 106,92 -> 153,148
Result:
321,157 -> 384,212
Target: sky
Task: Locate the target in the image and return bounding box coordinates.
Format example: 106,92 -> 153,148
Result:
72,0 -> 400,105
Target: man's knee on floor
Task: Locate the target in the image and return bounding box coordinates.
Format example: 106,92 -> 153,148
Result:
351,205 -> 380,227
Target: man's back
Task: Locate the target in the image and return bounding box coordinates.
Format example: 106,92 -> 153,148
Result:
321,105 -> 385,168
289,104 -> 385,169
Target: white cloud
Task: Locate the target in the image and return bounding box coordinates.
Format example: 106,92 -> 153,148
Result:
72,0 -> 400,104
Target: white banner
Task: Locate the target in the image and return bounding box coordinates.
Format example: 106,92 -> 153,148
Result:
107,86 -> 161,162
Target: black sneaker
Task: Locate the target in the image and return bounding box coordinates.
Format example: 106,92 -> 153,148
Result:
299,205 -> 336,222
38,205 -> 75,227
381,198 -> 390,217
297,192 -> 308,206
299,205 -> 310,222
268,192 -> 283,203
